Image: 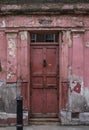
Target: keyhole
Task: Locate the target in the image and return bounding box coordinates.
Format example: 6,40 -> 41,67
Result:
43,59 -> 47,67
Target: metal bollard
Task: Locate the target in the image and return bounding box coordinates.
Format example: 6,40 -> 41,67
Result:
16,95 -> 23,130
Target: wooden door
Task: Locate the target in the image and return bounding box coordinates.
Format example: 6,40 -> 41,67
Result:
30,33 -> 59,117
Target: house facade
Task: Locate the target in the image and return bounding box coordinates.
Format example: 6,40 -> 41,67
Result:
0,0 -> 89,125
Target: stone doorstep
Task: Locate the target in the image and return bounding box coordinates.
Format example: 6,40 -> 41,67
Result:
29,118 -> 60,125
1,111 -> 89,125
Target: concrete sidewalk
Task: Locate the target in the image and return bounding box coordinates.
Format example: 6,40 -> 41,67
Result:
0,125 -> 89,130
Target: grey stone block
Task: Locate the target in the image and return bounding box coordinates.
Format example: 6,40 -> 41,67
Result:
60,110 -> 71,124
79,112 -> 89,122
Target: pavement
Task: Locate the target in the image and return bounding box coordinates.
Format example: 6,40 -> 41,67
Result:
0,125 -> 89,130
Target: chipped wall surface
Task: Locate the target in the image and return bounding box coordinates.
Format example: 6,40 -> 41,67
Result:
0,80 -> 28,125
0,13 -> 89,125
6,33 -> 17,82
19,31 -> 28,82
0,30 -> 29,125
0,80 -> 17,113
60,29 -> 89,124
67,32 -> 89,114
0,15 -> 88,28
7,34 -> 17,58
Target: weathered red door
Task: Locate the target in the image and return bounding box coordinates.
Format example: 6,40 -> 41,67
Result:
30,33 -> 59,117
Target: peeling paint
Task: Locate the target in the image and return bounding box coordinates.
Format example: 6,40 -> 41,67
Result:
6,33 -> 17,39
72,82 -> 81,93
66,31 -> 72,47
79,21 -> 84,26
8,39 -> 16,58
7,71 -> 15,79
20,31 -> 27,40
69,75 -> 84,95
73,34 -> 81,38
7,34 -> 17,58
85,42 -> 89,47
67,65 -> 87,113
67,73 -> 89,114
2,20 -> 6,27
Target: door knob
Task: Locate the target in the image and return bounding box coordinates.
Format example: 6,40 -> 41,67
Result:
43,59 -> 47,67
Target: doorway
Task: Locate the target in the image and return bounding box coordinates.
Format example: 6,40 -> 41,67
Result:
30,33 -> 59,118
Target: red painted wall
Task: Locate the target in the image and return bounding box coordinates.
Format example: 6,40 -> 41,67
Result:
0,15 -> 89,116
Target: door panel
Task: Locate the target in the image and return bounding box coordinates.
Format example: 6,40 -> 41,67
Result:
31,47 -> 44,89
31,46 -> 44,117
46,89 -> 58,113
32,76 -> 43,88
30,45 -> 59,117
46,47 -> 57,74
31,47 -> 43,74
45,47 -> 59,115
31,89 -> 44,113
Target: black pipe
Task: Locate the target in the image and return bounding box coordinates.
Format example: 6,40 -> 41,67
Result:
16,95 -> 23,130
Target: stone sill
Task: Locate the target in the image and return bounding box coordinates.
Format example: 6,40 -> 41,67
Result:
0,3 -> 89,15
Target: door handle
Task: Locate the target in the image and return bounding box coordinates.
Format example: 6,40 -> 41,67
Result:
43,59 -> 47,67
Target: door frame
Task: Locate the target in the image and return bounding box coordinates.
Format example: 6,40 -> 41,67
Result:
28,31 -> 62,119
